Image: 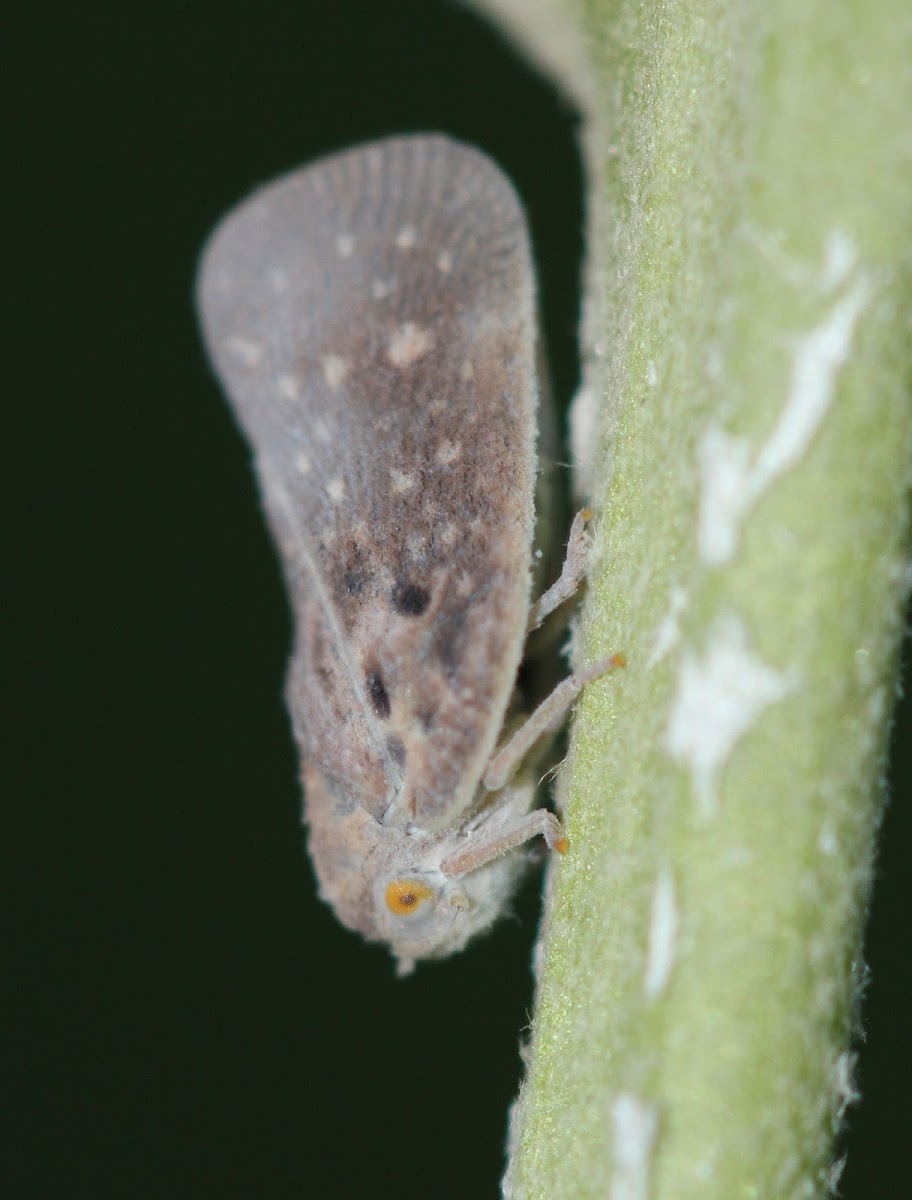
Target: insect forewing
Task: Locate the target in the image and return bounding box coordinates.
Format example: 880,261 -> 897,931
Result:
197,135 -> 538,831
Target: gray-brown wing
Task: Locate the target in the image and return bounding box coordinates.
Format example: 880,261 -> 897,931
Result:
196,135 -> 538,831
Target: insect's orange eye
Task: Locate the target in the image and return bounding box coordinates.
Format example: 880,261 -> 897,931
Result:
385,879 -> 435,916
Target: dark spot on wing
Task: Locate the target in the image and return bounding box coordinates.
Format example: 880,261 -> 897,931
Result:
386,736 -> 407,768
417,709 -> 435,733
344,570 -> 366,596
432,604 -> 468,677
392,581 -> 430,616
338,540 -> 371,598
366,669 -> 391,719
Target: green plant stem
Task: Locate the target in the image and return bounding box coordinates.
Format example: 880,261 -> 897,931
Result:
476,2 -> 912,1197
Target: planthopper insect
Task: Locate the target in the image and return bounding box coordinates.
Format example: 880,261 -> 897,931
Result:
196,134 -> 619,973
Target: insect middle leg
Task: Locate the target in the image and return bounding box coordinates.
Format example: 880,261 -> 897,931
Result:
483,654 -> 625,793
527,507 -> 593,632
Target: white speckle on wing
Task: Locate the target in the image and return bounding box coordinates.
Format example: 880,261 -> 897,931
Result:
335,233 -> 354,258
327,477 -> 346,503
666,615 -> 794,817
396,226 -> 417,250
315,419 -> 331,444
436,439 -> 461,466
698,236 -> 872,565
224,336 -> 263,368
390,468 -> 416,493
610,1094 -> 658,1200
436,250 -> 453,274
277,374 -> 301,400
388,322 -> 434,367
371,277 -> 393,300
643,867 -> 678,999
322,355 -> 349,390
295,452 -> 311,476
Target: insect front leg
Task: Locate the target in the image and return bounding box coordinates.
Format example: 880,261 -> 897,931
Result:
438,781 -> 565,878
438,651 -> 625,880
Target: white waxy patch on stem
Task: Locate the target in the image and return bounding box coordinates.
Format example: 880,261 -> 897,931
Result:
698,236 -> 873,565
647,585 -> 687,669
666,615 -> 794,817
820,229 -> 857,291
610,1094 -> 659,1200
643,866 -> 679,999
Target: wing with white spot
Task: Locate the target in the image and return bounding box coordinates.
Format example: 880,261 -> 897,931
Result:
196,135 -> 538,830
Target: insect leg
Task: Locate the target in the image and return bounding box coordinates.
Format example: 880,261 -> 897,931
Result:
528,508 -> 593,632
439,787 -> 566,878
482,654 -> 625,793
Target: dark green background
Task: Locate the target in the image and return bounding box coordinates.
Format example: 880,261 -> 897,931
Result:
6,3 -> 909,1196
